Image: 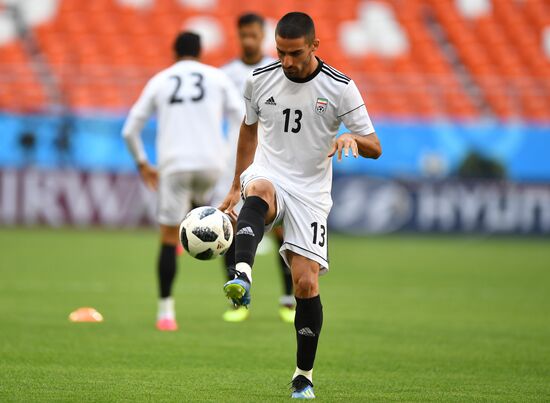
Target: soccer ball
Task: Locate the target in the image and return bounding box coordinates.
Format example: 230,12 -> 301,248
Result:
179,206 -> 233,260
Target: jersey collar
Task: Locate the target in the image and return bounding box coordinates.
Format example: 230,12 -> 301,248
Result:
284,56 -> 323,83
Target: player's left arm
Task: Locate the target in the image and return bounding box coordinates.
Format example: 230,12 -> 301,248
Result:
330,80 -> 382,161
328,132 -> 381,160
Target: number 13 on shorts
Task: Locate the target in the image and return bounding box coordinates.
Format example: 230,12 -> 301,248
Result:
310,222 -> 326,247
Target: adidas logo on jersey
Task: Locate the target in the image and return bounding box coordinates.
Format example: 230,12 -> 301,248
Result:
236,226 -> 255,237
298,327 -> 316,337
265,96 -> 276,105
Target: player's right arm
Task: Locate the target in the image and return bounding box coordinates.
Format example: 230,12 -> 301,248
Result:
220,70 -> 246,150
219,120 -> 258,220
121,75 -> 159,190
233,120 -> 258,186
219,74 -> 259,219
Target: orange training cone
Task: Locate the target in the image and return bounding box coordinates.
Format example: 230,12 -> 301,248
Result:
69,307 -> 104,322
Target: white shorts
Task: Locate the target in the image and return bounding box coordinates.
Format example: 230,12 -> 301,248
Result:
241,167 -> 329,274
158,170 -> 219,226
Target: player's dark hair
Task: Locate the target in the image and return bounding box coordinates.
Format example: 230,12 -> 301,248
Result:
275,12 -> 315,43
238,13 -> 264,28
173,31 -> 201,58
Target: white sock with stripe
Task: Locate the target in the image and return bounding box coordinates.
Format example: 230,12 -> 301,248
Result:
158,297 -> 175,320
292,367 -> 313,383
235,262 -> 252,283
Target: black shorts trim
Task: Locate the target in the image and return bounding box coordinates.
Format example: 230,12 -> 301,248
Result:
282,241 -> 329,264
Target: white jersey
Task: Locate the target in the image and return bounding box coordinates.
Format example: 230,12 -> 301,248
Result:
243,58 -> 375,215
222,56 -> 276,95
122,60 -> 243,175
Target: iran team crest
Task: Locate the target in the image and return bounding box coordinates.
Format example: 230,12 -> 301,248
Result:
315,97 -> 328,115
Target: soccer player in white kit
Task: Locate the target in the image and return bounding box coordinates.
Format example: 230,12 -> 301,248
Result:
219,13 -> 381,399
122,32 -> 243,331
216,12 -> 296,324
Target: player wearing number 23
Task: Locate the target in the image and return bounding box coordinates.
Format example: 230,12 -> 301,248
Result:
122,32 -> 243,332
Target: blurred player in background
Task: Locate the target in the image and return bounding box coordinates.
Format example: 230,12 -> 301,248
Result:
214,12 -> 296,324
122,32 -> 242,331
220,12 -> 381,398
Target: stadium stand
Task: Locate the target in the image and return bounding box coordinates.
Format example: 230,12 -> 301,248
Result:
0,0 -> 549,119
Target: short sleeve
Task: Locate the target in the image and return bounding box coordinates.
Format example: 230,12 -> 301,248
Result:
121,74 -> 160,142
129,74 -> 159,119
243,74 -> 259,125
337,80 -> 375,136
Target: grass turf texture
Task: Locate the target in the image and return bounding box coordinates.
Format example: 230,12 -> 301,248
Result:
0,228 -> 549,402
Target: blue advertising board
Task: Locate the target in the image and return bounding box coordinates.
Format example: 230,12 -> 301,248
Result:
329,175 -> 550,235
1,112 -> 549,182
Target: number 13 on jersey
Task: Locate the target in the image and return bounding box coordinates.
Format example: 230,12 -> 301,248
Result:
282,108 -> 302,133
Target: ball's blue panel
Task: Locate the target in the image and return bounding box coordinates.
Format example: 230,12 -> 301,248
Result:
195,249 -> 214,260
199,207 -> 217,219
192,226 -> 218,242
222,216 -> 232,241
180,226 -> 189,251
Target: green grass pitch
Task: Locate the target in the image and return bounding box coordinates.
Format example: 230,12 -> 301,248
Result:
1,228 -> 549,402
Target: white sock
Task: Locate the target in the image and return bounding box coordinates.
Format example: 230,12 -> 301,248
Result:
235,262 -> 252,283
279,295 -> 296,307
158,297 -> 175,320
292,367 -> 313,383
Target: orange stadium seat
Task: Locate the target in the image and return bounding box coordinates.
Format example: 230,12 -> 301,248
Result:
0,42 -> 47,112
0,41 -> 28,63
0,0 -> 548,118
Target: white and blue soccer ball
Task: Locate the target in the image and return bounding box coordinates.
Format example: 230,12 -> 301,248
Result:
179,206 -> 233,260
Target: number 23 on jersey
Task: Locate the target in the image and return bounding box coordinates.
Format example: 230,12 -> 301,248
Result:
168,72 -> 205,104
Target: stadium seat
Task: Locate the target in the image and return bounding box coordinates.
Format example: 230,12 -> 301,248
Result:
0,0 -> 548,118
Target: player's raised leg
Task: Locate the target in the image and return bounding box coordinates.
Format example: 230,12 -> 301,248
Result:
288,251 -> 322,399
224,179 -> 277,306
156,224 -> 179,331
222,237 -> 250,321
